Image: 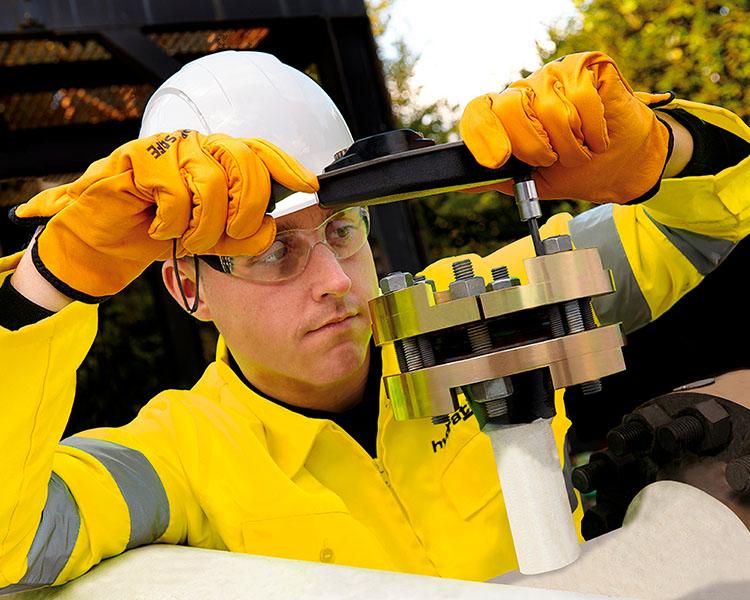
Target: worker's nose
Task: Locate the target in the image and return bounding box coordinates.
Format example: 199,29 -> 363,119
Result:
306,243 -> 352,300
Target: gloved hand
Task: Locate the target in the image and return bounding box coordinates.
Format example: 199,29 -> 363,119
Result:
11,130 -> 318,301
459,51 -> 674,204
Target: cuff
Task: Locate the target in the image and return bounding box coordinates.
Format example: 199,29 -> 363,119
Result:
0,272 -> 55,331
659,108 -> 750,177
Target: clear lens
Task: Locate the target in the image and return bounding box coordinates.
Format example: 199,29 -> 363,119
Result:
229,206 -> 369,282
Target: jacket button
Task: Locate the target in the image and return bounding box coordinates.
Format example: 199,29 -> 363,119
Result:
319,547 -> 334,563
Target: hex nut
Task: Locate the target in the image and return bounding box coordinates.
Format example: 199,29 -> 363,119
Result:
486,276 -> 521,291
685,398 -> 731,452
379,271 -> 414,294
449,276 -> 486,299
581,502 -> 625,540
630,404 -> 672,431
607,403 -> 672,456
471,377 -> 513,402
542,235 -> 573,255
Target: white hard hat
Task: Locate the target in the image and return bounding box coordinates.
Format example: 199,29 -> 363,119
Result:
139,50 -> 353,217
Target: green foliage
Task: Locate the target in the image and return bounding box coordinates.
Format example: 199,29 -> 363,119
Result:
366,0 -> 391,38
543,1 -> 750,120
381,38 -> 460,144
410,191 -> 528,261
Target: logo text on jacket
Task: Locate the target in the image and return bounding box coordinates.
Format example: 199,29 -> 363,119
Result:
431,404 -> 474,452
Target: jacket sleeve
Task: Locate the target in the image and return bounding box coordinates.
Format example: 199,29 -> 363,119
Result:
567,99 -> 750,333
0,261 -> 212,592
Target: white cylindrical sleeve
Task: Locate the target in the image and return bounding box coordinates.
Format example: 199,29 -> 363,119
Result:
485,418 -> 580,574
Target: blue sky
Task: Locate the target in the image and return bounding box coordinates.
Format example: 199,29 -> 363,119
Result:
380,0 -> 578,110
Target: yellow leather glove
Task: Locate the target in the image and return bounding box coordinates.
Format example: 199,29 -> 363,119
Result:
11,130 -> 318,301
459,51 -> 674,204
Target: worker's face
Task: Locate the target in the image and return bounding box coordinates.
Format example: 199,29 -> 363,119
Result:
195,205 -> 379,392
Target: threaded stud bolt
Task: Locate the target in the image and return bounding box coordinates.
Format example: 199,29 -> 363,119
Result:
657,415 -> 704,453
608,421 -> 651,456
452,258 -> 475,280
491,265 -> 509,280
726,456 -> 750,495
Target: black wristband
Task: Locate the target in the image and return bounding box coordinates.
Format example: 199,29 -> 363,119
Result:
659,108 -> 750,177
29,242 -> 111,304
0,273 -> 55,330
626,112 -> 675,204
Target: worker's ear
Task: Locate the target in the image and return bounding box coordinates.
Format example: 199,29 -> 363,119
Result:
161,258 -> 212,322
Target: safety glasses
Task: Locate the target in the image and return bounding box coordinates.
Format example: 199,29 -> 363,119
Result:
199,206 -> 370,283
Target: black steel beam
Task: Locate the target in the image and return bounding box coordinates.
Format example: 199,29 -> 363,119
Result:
98,28 -> 181,84
0,60 -> 146,92
0,120 -> 141,179
0,0 -> 367,33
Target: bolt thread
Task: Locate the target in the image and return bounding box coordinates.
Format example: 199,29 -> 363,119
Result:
580,299 -> 597,330
431,414 -> 450,425
454,259 -> 494,357
417,336 -> 436,366
549,306 -> 566,338
726,456 -> 750,494
658,415 -> 703,452
467,323 -> 493,353
491,265 -> 509,281
581,380 -> 603,396
608,421 -> 650,456
394,341 -> 408,373
452,258 -> 475,280
572,460 -> 609,494
485,398 -> 508,419
563,301 -> 585,334
402,338 -> 424,371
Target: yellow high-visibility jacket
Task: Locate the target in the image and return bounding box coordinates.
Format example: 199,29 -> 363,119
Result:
1,100 -> 749,590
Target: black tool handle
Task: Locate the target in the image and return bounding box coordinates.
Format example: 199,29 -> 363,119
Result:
315,140 -> 532,209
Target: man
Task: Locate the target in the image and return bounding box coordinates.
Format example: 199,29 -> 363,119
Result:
1,50 -> 748,590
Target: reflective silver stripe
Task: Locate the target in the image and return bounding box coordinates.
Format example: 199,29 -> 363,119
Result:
644,211 -> 735,275
569,204 -> 651,333
2,473 -> 82,592
60,437 -> 169,549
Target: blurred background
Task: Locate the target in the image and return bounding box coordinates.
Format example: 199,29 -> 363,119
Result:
0,0 -> 748,442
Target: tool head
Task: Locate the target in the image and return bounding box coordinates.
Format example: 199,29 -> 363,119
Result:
317,130 -> 533,209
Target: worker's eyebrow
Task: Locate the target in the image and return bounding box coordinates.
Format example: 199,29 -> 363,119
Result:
275,220 -> 301,233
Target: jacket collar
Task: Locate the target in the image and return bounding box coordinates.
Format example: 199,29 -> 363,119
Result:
210,336 -> 422,474
212,336 -> 329,477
